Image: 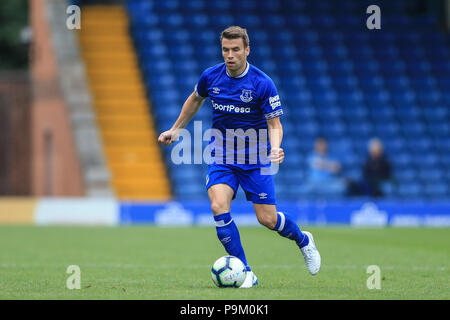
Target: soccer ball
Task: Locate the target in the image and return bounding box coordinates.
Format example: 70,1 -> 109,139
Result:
211,255 -> 247,288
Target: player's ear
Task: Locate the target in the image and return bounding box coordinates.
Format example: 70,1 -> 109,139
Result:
245,45 -> 250,56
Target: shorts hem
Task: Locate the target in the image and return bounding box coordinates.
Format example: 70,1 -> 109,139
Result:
247,198 -> 277,205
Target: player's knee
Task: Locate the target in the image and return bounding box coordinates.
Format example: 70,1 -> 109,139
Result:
211,200 -> 229,215
257,212 -> 277,229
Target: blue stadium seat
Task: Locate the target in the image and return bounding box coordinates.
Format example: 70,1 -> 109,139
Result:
127,0 -> 450,200
397,183 -> 423,198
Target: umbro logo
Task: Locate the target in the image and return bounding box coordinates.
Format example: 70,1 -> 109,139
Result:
258,193 -> 267,199
212,87 -> 220,94
220,236 -> 231,244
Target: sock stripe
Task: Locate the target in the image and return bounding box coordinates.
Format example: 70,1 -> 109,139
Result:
277,212 -> 285,232
215,218 -> 233,227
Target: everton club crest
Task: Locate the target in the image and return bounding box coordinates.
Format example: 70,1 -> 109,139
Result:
240,89 -> 253,103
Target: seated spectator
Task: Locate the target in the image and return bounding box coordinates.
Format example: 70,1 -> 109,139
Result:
303,137 -> 347,198
362,138 -> 392,197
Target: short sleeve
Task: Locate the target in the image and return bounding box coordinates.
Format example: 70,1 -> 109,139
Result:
194,71 -> 209,99
259,79 -> 283,120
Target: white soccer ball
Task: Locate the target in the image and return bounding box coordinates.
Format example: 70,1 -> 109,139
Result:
211,255 -> 247,288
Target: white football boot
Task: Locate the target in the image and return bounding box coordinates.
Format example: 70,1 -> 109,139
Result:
239,271 -> 258,288
300,231 -> 321,275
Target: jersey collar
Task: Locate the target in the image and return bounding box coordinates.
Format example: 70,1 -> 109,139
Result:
226,62 -> 250,78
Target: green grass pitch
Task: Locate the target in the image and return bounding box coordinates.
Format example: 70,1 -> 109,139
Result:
0,225 -> 448,299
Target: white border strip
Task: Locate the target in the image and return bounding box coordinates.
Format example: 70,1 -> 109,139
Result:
215,218 -> 234,227
35,198 -> 119,226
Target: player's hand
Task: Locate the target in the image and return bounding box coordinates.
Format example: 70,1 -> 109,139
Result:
269,148 -> 284,164
158,130 -> 179,146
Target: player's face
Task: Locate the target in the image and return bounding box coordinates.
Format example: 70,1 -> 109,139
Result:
370,143 -> 383,158
221,38 -> 249,75
315,140 -> 327,155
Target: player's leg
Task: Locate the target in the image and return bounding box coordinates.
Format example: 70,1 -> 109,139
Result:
237,169 -> 307,245
253,203 -> 321,275
239,168 -> 321,275
208,183 -> 233,215
206,166 -> 252,272
253,203 -> 308,247
208,184 -> 252,271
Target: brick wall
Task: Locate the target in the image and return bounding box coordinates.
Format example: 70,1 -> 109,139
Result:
0,72 -> 31,195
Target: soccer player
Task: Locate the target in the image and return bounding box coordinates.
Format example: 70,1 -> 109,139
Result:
158,26 -> 321,288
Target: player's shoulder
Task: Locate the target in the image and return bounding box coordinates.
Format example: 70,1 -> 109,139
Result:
201,62 -> 226,77
248,63 -> 276,87
248,63 -> 277,93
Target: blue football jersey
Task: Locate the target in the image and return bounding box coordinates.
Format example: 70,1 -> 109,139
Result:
195,62 -> 283,168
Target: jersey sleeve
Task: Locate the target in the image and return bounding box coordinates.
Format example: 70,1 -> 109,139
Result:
259,78 -> 283,120
194,71 -> 209,99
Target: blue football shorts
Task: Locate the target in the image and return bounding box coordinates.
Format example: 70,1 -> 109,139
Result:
205,163 -> 276,204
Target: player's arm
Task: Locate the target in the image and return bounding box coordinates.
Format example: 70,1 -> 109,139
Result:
267,116 -> 284,164
158,92 -> 205,146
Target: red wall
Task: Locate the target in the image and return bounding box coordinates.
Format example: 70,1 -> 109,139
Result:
29,0 -> 84,196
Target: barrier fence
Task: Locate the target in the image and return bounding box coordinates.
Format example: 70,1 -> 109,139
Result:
0,198 -> 449,227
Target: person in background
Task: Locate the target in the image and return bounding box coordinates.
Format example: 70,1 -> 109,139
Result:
362,138 -> 392,197
304,137 -> 347,198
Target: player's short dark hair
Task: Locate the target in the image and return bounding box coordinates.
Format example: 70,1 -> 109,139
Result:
220,26 -> 250,48
315,136 -> 328,145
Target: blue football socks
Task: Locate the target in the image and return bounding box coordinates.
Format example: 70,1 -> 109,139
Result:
214,212 -> 251,271
273,211 -> 309,248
